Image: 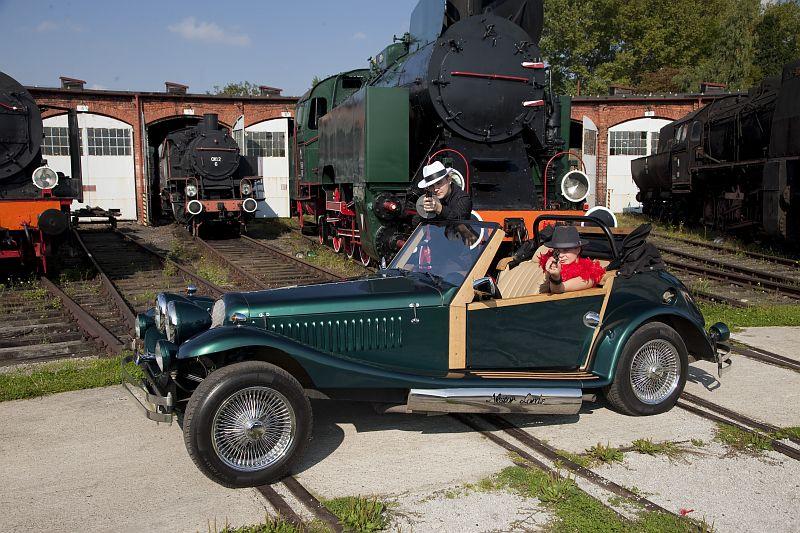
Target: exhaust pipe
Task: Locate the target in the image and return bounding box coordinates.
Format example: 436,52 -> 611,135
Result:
407,387 -> 582,415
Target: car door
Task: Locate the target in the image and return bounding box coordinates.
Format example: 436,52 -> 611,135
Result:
464,287 -> 608,370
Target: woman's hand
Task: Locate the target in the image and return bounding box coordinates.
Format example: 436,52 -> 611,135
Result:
545,256 -> 561,277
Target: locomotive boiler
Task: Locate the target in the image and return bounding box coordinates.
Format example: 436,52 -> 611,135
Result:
158,113 -> 258,234
292,0 -> 590,265
0,71 -> 82,273
632,59 -> 800,240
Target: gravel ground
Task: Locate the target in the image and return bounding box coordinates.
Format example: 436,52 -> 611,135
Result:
600,441 -> 800,533
389,488 -> 550,532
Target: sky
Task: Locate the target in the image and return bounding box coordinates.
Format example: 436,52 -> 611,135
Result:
1,0 -> 420,96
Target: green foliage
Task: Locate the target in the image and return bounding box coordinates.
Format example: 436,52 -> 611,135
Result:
586,442 -> 624,465
209,81 -> 262,97
541,0 -> 799,95
0,354 -> 135,402
212,515 -> 329,533
715,423 -> 772,454
168,239 -> 200,263
691,438 -> 707,447
495,465 -> 707,532
197,258 -> 231,287
323,496 -> 388,533
555,449 -> 593,468
698,303 -> 800,329
775,427 -> 800,440
631,439 -> 686,460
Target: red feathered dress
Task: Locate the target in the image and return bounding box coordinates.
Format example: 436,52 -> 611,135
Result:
539,251 -> 606,286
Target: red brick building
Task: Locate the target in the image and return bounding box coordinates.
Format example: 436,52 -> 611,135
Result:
31,80 -> 297,224
570,92 -> 722,211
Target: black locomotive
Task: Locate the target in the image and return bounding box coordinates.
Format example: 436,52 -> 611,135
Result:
157,113 -> 258,233
294,0 -> 588,265
0,71 -> 82,273
632,59 -> 800,240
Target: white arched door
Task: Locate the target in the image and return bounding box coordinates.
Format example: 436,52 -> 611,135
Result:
582,116 -> 598,207
42,114 -> 136,219
606,117 -> 670,213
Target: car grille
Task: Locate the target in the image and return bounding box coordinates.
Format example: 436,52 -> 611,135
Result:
269,316 -> 404,352
210,299 -> 226,328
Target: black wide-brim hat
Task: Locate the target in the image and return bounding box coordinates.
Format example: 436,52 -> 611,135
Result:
545,225 -> 584,249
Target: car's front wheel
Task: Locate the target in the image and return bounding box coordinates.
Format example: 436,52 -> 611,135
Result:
183,361 -> 312,488
604,321 -> 688,416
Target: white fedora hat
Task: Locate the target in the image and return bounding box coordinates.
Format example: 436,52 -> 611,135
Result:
418,161 -> 451,188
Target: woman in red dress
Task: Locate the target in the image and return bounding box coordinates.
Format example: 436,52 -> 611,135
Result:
539,225 -> 606,294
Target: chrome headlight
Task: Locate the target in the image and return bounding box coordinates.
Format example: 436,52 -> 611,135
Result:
185,183 -> 198,197
134,313 -> 154,340
155,339 -> 176,372
166,301 -> 178,342
211,299 -> 226,328
155,293 -> 169,332
32,165 -> 59,189
240,179 -> 252,196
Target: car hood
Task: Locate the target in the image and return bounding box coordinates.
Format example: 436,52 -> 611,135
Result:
234,274 -> 449,319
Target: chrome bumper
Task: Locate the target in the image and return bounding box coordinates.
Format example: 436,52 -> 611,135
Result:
121,351 -> 174,424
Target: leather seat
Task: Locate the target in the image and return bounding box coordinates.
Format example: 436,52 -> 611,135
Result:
496,248 -> 612,299
496,245 -> 550,298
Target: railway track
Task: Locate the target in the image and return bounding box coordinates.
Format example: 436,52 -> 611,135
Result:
653,234 -> 800,304
196,234 -> 341,290
652,231 -> 800,269
730,342 -> 800,373
0,279 -> 101,367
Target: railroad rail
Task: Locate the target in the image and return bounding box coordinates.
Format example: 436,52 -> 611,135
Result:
0,279 -> 101,367
257,477 -> 343,531
677,394 -> 800,461
73,228 -> 224,332
454,413 -> 679,521
653,232 -> 800,269
730,342 -> 800,373
196,234 -> 340,291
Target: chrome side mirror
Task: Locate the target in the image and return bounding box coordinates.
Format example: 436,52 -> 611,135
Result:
186,285 -> 197,296
473,276 -> 500,299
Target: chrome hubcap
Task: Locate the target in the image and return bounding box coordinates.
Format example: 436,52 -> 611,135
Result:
211,386 -> 295,472
629,339 -> 681,405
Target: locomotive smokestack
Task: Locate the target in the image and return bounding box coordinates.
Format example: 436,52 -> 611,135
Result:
202,113 -> 219,131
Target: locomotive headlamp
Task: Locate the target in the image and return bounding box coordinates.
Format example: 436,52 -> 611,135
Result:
240,179 -> 253,196
32,166 -> 59,190
185,183 -> 198,197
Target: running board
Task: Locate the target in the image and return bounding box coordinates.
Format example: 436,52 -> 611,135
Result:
407,388 -> 582,415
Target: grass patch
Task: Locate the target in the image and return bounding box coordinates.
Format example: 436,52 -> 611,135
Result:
197,257 -> 231,286
691,439 -> 707,447
555,449 -> 594,468
212,515 -> 328,533
775,426 -> 800,440
585,442 -> 624,465
323,496 -> 389,533
163,261 -> 178,277
714,423 -> 772,455
631,439 -> 686,460
0,354 -> 136,402
698,302 -> 800,328
168,239 -> 201,263
495,465 -> 708,532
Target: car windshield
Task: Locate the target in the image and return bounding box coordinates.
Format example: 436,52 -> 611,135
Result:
388,221 -> 497,287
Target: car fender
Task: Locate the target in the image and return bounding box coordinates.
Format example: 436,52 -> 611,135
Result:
590,302 -> 714,379
175,325 -> 443,389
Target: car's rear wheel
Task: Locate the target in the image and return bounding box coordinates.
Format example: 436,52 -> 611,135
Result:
604,321 -> 687,416
183,361 -> 312,488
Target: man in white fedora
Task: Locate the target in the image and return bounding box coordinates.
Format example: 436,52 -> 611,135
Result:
416,161 -> 472,222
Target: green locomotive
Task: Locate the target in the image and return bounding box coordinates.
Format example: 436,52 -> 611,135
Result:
291,0 -> 591,266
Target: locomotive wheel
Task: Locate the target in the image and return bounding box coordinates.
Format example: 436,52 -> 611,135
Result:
331,236 -> 343,253
344,239 -> 355,258
358,246 -> 371,267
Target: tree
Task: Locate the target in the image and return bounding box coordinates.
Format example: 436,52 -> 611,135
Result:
753,1 -> 800,82
208,81 -> 262,97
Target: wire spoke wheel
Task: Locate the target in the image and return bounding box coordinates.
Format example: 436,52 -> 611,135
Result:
629,339 -> 681,405
211,386 -> 296,472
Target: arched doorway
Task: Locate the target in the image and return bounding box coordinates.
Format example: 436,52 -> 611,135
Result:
606,117 -> 670,213
43,113 -> 137,219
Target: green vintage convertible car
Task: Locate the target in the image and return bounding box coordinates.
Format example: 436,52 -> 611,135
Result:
123,217 -> 731,487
